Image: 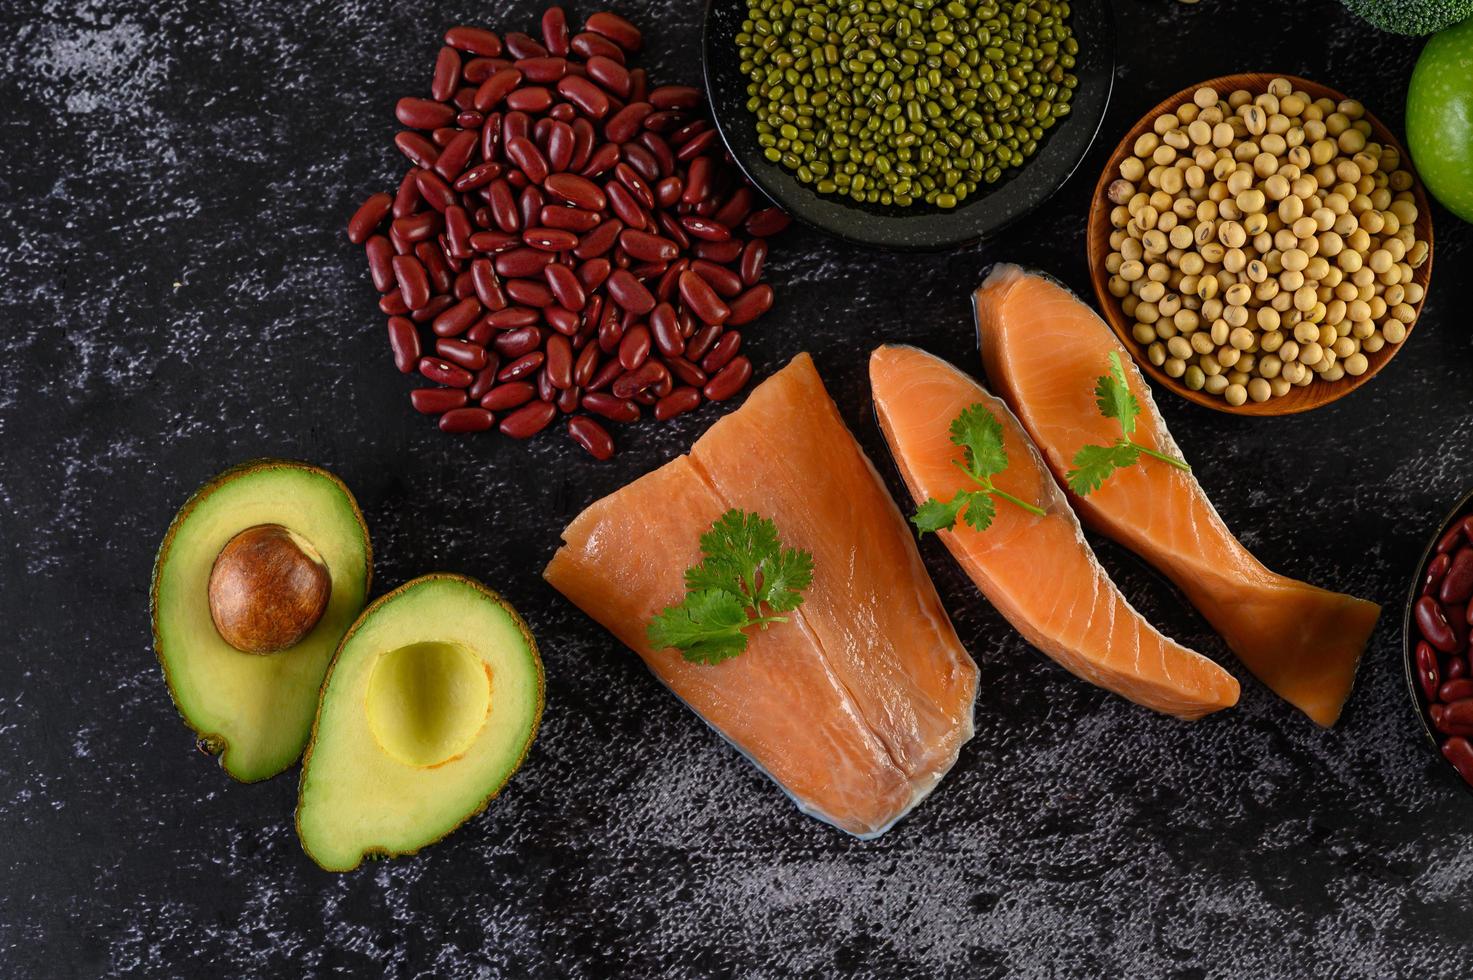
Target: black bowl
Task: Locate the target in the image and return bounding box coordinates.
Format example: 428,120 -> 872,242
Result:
701,0 -> 1116,250
1402,487 -> 1473,797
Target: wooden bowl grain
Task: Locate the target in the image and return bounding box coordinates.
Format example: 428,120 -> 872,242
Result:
1085,73 -> 1434,416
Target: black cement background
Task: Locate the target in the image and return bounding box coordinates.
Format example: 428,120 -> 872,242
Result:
2,0 -> 1471,977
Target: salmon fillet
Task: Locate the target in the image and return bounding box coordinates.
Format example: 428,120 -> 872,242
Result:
974,264 -> 1380,726
871,345 -> 1239,720
545,353 -> 977,837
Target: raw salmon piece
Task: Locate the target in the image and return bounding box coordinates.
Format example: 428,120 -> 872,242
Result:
545,354 -> 977,837
974,264 -> 1380,726
688,353 -> 979,791
871,345 -> 1239,720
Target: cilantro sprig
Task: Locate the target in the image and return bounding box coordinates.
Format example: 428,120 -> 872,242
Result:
911,403 -> 1046,535
1064,352 -> 1191,495
646,510 -> 814,665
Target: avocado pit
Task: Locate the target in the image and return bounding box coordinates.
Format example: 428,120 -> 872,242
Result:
208,523 -> 332,653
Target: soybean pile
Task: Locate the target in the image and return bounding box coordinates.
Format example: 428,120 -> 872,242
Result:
737,0 -> 1079,208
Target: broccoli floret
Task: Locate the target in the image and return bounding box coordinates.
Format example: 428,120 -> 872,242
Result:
1342,0 -> 1473,34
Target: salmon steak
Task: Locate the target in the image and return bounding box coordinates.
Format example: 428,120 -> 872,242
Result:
871,344 -> 1239,720
974,264 -> 1380,726
544,353 -> 978,837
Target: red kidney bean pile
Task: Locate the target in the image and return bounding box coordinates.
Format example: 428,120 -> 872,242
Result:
346,8 -> 789,459
1413,513 -> 1473,787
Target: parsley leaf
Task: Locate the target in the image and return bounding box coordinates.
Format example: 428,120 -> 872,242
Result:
910,402 -> 1046,536
1065,353 -> 1191,495
648,510 -> 814,663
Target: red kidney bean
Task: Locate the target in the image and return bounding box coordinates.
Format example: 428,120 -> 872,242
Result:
664,355 -> 707,388
654,176 -> 682,209
1417,641 -> 1442,702
585,11 -> 642,51
557,74 -> 611,118
1418,596 -> 1460,654
518,184 -> 544,229
419,357 -> 474,387
495,247 -> 554,278
499,400 -> 557,438
470,229 -> 519,253
675,129 -> 718,162
1442,698 -> 1473,733
577,258 -> 612,292
544,333 -> 574,388
541,6 -> 570,55
704,357 -> 752,401
470,258 -> 508,310
605,182 -> 649,231
690,259 -> 743,298
585,55 -> 631,98
481,381 -> 536,410
456,161 -> 502,193
740,238 -> 767,286
504,31 -> 549,59
435,337 -> 489,370
444,206 -> 473,258
516,56 -> 568,83
681,216 -> 731,242
679,270 -> 729,324
446,25 -> 503,56
619,143 -> 662,185
393,211 -> 441,245
544,121 -> 575,171
619,229 -> 677,263
1443,737 -> 1473,783
544,263 -> 586,310
745,207 -> 791,237
542,173 -> 605,211
557,384 -> 582,414
486,179 -> 520,233
482,307 -> 537,331
506,278 -> 555,307
397,98 -> 455,132
498,351 -> 545,382
582,391 -> 639,422
611,359 -> 670,399
474,68 -> 523,113
540,205 -> 601,232
545,306 -> 580,335
366,236 -> 397,292
653,386 -> 699,420
392,169 -> 422,219
411,387 -> 469,414
394,131 -> 438,169
434,132 -> 478,184
649,84 -> 700,110
684,324 -> 721,363
480,110 -> 504,159
586,356 -> 626,393
430,296 -> 480,337
617,324 -> 651,371
411,294 -> 455,323
1451,655 -> 1470,680
726,284 -> 774,326
701,332 -> 742,374
523,226 -> 579,251
605,103 -> 652,144
636,132 -> 676,178
413,241 -> 451,293
386,317 -> 420,373
536,365 -> 557,404
694,239 -> 743,264
469,357 -> 501,399
571,218 -> 621,259
431,46 -> 461,99
1441,678 -> 1473,703
464,57 -> 508,83
431,126 -> 459,148
1440,548 -> 1473,605
714,187 -> 755,229
647,303 -> 683,358
392,254 -> 431,309
606,269 -> 655,314
380,291 -> 410,316
348,193 -> 393,244
573,342 -> 601,388
439,407 -> 496,433
506,86 -> 554,113
570,31 -> 625,63
493,325 -> 542,359
506,136 -> 549,183
568,415 -> 615,459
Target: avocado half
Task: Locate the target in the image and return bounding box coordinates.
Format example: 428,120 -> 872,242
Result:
296,574 -> 545,872
151,460 -> 372,782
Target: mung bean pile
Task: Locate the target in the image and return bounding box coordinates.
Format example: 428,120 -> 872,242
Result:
1103,78 -> 1429,407
736,0 -> 1079,208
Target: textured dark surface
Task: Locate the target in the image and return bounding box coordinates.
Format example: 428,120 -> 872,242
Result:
2,0 -> 1471,977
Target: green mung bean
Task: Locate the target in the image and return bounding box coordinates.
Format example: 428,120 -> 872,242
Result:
737,0 -> 1078,207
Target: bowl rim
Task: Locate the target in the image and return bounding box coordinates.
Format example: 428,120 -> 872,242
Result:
1402,486 -> 1473,799
700,0 -> 1117,250
1084,71 -> 1435,417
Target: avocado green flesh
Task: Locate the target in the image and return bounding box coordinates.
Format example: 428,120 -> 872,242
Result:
296,576 -> 544,872
152,463 -> 370,782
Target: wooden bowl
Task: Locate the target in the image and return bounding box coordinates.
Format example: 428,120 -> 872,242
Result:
1085,73 -> 1435,416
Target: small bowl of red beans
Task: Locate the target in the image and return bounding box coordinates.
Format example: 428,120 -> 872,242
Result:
1405,491 -> 1473,794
